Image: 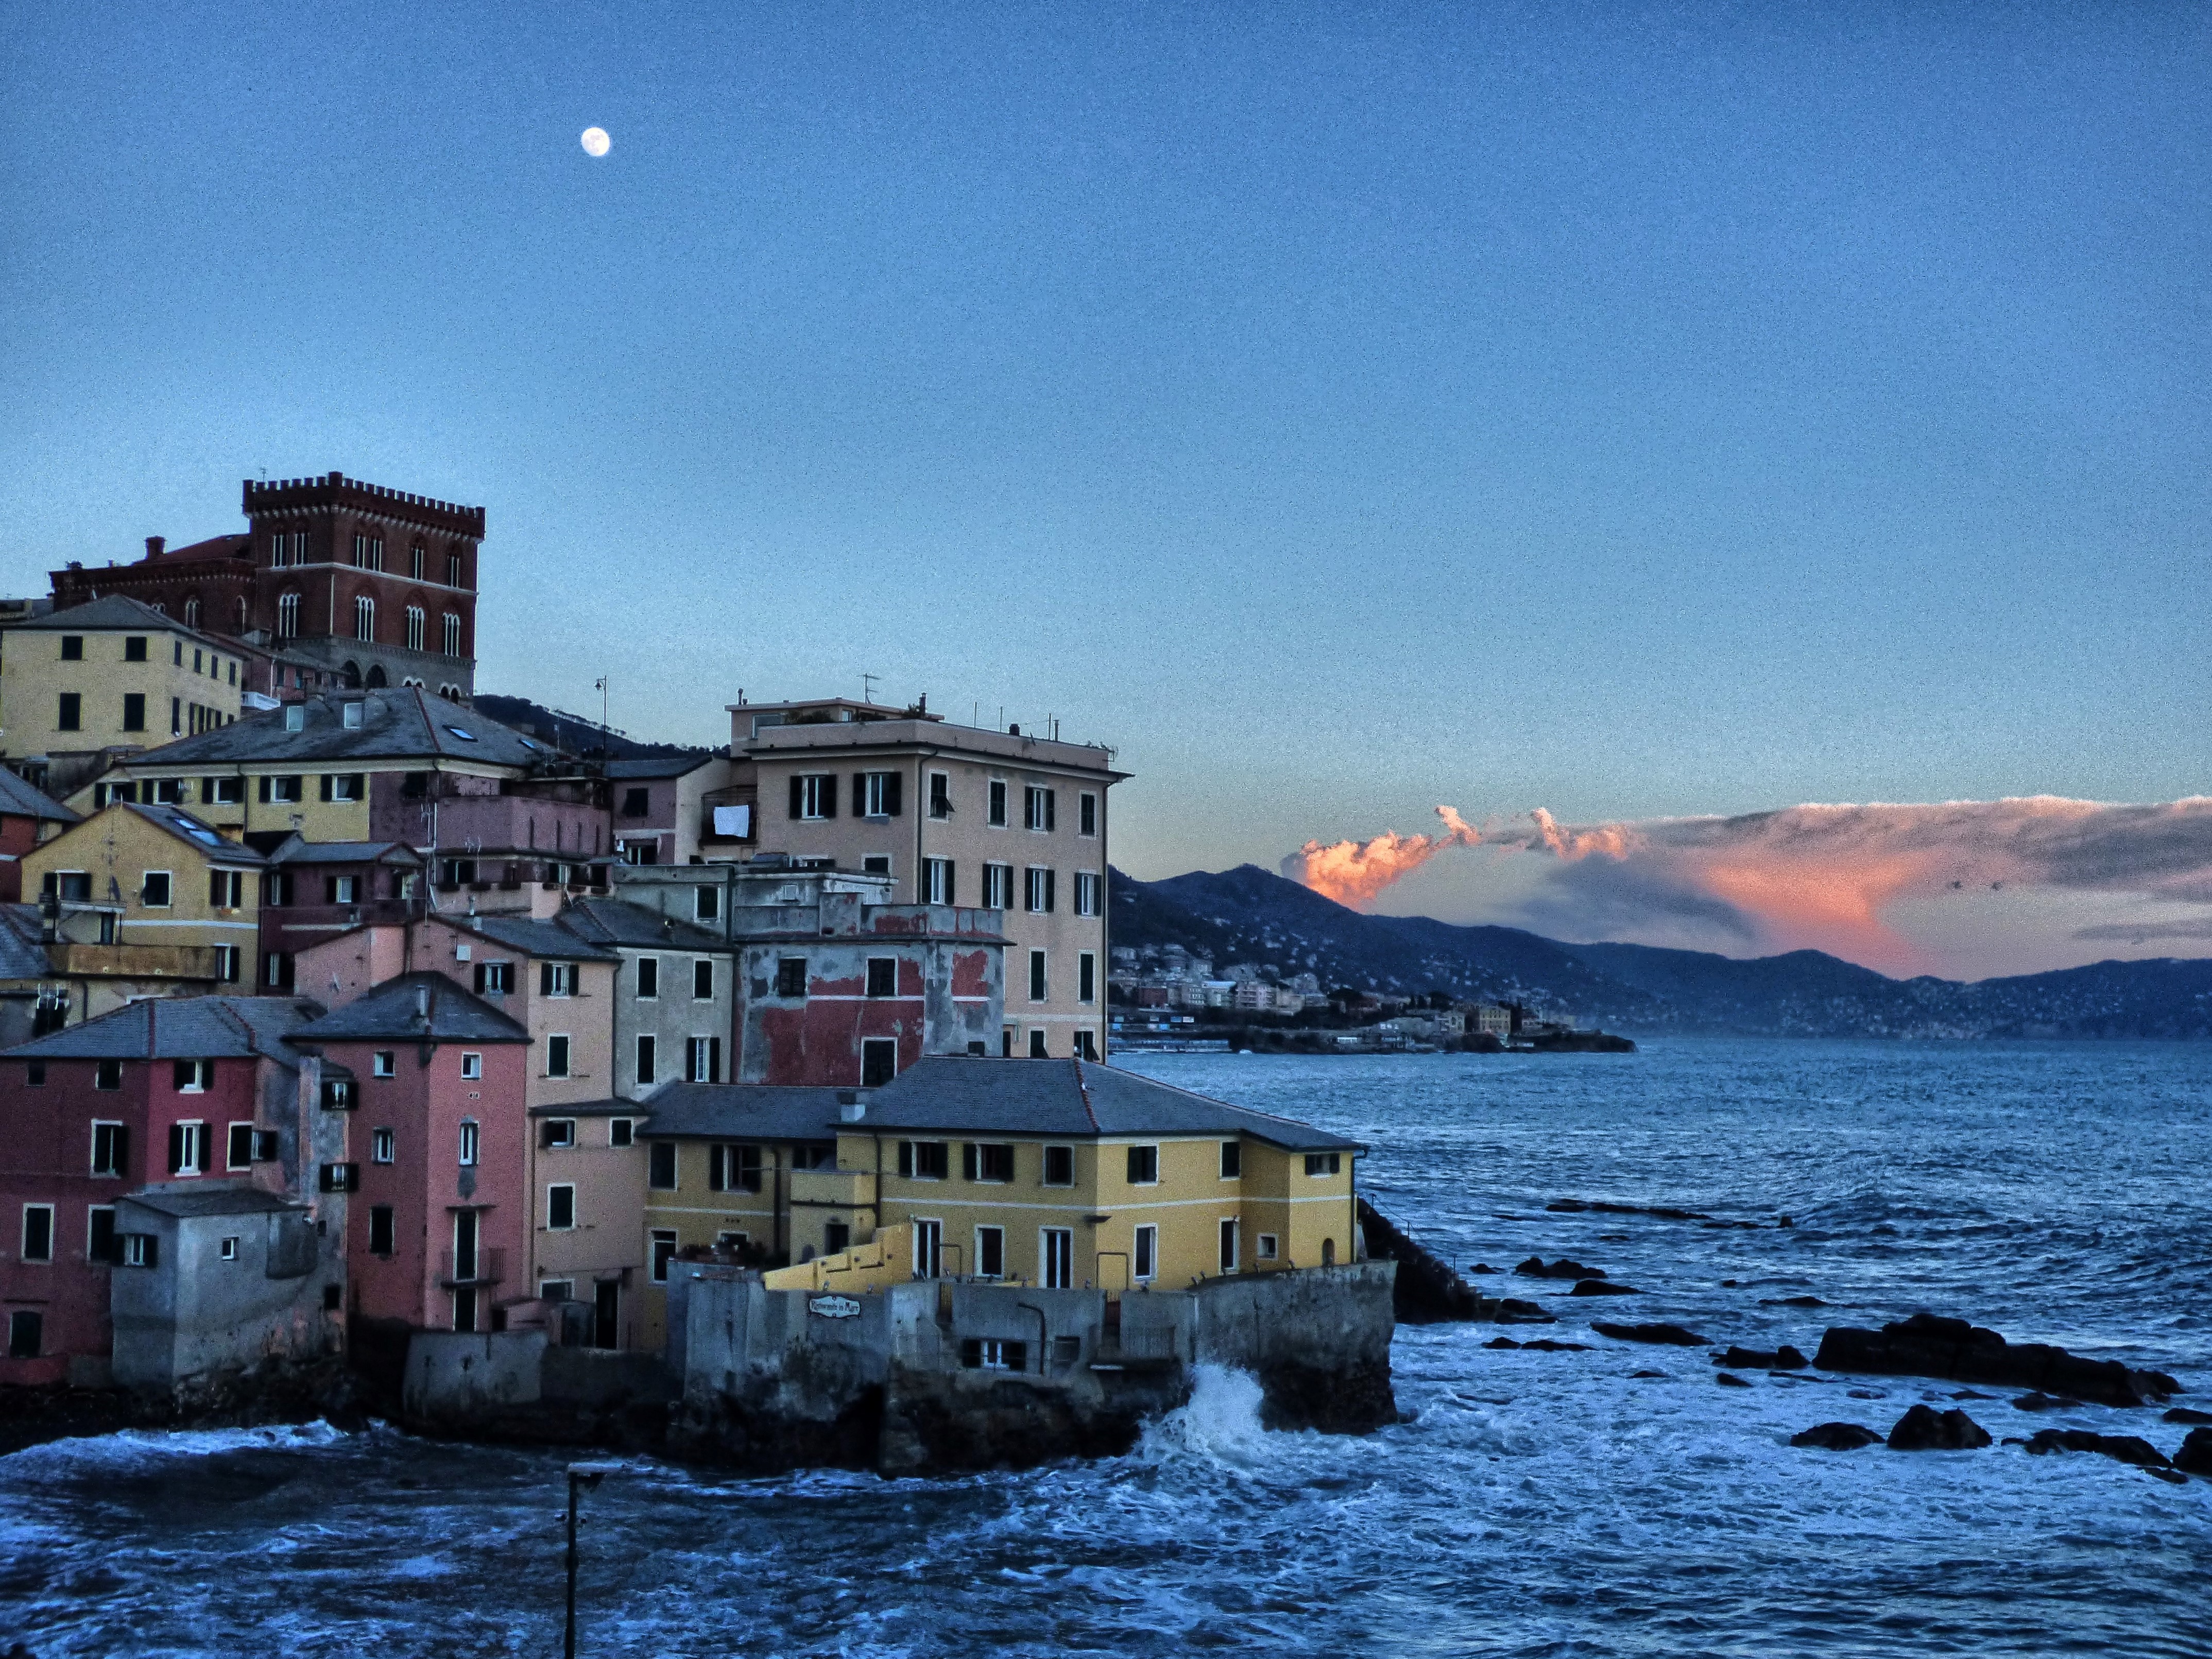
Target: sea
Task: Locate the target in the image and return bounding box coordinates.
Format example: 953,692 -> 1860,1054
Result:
4,1039 -> 2210,1658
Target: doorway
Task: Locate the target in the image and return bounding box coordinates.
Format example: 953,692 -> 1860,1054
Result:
592,1281 -> 619,1349
914,1218 -> 942,1279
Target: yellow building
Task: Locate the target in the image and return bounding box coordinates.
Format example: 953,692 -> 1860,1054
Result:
19,801 -> 264,998
0,595 -> 250,796
637,1058 -> 1362,1345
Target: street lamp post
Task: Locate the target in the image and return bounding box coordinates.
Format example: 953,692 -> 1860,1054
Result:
563,1461 -> 622,1658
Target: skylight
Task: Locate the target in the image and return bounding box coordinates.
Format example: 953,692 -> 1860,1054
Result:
445,726 -> 477,742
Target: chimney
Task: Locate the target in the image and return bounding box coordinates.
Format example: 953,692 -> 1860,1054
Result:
837,1089 -> 864,1123
145,536 -> 164,558
415,984 -> 430,1022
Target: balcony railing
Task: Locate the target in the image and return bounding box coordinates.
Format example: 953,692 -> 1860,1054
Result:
47,942 -> 225,981
438,1246 -> 506,1287
789,1168 -> 877,1209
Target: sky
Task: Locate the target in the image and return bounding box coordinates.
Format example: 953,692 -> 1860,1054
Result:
2,4 -> 2207,980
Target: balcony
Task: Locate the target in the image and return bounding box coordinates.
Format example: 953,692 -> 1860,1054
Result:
438,1247 -> 506,1287
790,1168 -> 877,1209
46,942 -> 225,982
418,794 -> 609,861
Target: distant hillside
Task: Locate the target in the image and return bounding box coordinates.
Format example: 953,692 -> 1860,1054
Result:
471,694 -> 710,763
1111,864 -> 2212,1039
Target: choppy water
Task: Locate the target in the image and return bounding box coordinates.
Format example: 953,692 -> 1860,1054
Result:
6,1040 -> 2211,1657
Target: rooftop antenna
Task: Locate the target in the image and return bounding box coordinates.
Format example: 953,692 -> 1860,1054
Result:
862,673 -> 879,704
594,677 -> 609,761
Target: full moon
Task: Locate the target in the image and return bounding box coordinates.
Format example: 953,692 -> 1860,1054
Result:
580,127 -> 611,158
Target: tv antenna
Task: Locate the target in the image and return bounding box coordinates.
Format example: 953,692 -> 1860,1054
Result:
862,673 -> 879,704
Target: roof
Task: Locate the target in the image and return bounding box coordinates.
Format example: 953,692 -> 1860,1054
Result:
142,534 -> 254,564
5,594 -> 215,639
639,1083 -> 852,1142
0,769 -> 78,825
528,1098 -> 651,1119
453,913 -> 622,963
110,802 -> 265,864
107,688 -> 568,772
0,904 -> 53,980
1,995 -> 323,1067
118,1185 -> 303,1220
267,836 -> 422,867
290,971 -> 529,1044
859,1058 -> 1364,1152
556,897 -> 729,953
606,754 -> 719,780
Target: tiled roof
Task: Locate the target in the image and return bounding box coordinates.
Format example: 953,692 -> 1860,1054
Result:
290,971 -> 529,1044
110,802 -> 266,864
858,1058 -> 1364,1152
120,1185 -> 305,1219
0,995 -> 323,1067
639,1083 -> 852,1142
0,769 -> 78,824
557,897 -> 729,953
267,837 -> 422,866
606,754 -> 719,779
457,913 -> 623,963
0,904 -> 53,980
109,688 -> 566,772
6,594 -> 218,640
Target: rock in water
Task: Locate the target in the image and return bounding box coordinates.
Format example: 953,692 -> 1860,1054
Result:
2022,1428 -> 2172,1471
2011,1393 -> 2087,1413
1520,1339 -> 1590,1353
1887,1404 -> 1993,1451
1570,1279 -> 1640,1296
1716,1373 -> 1753,1388
1815,1311 -> 2180,1408
1792,1422 -> 1883,1451
1593,1322 -> 1712,1347
2163,1407 -> 2212,1426
2173,1428 -> 2212,1476
1484,1337 -> 1522,1350
1515,1257 -> 1604,1280
1713,1345 -> 1810,1371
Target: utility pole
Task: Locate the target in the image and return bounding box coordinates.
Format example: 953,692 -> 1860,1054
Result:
563,1462 -> 619,1657
593,678 -> 609,760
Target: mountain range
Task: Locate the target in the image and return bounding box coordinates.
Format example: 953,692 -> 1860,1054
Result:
1110,864 -> 2212,1039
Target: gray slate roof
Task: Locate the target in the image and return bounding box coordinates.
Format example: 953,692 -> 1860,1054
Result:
859,1058 -> 1364,1152
111,802 -> 266,864
267,836 -> 422,867
0,768 -> 78,824
1,995 -> 324,1067
290,971 -> 529,1044
119,1186 -> 305,1219
557,897 -> 729,953
112,688 -> 565,771
459,914 -> 623,963
7,593 -> 216,643
0,905 -> 52,981
640,1083 -> 852,1142
606,754 -> 718,779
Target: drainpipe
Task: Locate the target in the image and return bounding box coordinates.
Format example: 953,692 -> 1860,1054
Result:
1016,1301 -> 1048,1375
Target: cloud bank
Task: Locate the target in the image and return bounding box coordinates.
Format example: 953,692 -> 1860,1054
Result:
1283,797 -> 2212,973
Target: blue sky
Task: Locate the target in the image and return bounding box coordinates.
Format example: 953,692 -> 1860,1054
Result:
3,4 -> 2206,971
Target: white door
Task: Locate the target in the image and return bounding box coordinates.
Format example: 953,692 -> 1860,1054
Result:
1041,1227 -> 1073,1290
914,1218 -> 942,1279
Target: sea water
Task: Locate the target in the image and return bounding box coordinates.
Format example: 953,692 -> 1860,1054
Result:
4,1040 -> 2210,1657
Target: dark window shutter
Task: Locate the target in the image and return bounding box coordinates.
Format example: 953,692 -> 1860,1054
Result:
789,776 -> 803,818
473,963 -> 488,994
1045,869 -> 1056,913
349,774 -> 365,798
319,775 -> 333,802
258,775 -> 271,803
540,962 -> 554,995
115,1124 -> 130,1174
167,1123 -> 185,1174
708,1145 -> 725,1191
884,772 -> 903,817
854,772 -> 867,813
324,876 -> 339,903
962,1142 -> 978,1181
1045,790 -> 1055,831
898,1141 -> 914,1177
709,1037 -> 722,1082
822,775 -> 836,818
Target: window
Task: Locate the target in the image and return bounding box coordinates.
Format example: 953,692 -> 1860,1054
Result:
207,776 -> 243,806
974,1225 -> 1005,1279
546,1035 -> 571,1078
193,648 -> 204,674
219,1235 -> 238,1262
982,863 -> 1013,910
122,1234 -> 158,1268
923,858 -> 953,905
1134,1224 -> 1158,1282
1028,1029 -> 1048,1058
367,1050 -> 395,1080
355,595 -> 376,642
541,962 -> 577,997
898,1140 -> 949,1180
866,957 -> 897,998
260,774 -> 303,803
167,1121 -> 207,1175
790,774 -> 837,819
368,1205 -> 396,1255
458,1119 -> 479,1165
91,1121 -> 127,1176
1024,786 -> 1056,831
1074,872 -> 1100,917
649,1228 -> 678,1283
1079,793 -> 1098,837
447,549 -> 464,586
825,1221 -> 850,1256
320,773 -> 364,802
1041,1227 -> 1073,1289
325,875 -> 359,904
443,613 -> 461,656
693,959 -> 714,1000
963,1142 -> 1015,1183
353,533 -> 385,570
473,962 -> 513,995
171,697 -> 182,736
149,778 -> 186,806
861,1038 -> 897,1087
122,692 -> 146,732
913,1218 -> 942,1278
1024,867 -> 1055,914
708,1144 -> 763,1194
57,692 -> 80,731
648,1142 -> 677,1190
928,772 -> 952,818
695,885 -> 719,921
139,870 -> 172,908
986,779 -> 1008,827
227,1122 -> 256,1170
209,869 -> 245,908
542,1119 -> 576,1149
371,1127 -> 395,1164
775,957 -> 807,998
609,1118 -> 634,1148
405,606 -> 425,651
214,945 -> 242,984
1016,949 -> 1042,1005
547,1185 -> 576,1229
60,635 -> 83,661
1074,1029 -> 1098,1062
8,1311 -> 42,1360
635,1033 -> 657,1085
685,1036 -> 721,1083
1305,1152 -> 1343,1177
21,1205 -> 54,1263
1078,952 -> 1096,1004
88,1206 -> 116,1265
277,593 -> 300,637
862,854 -> 891,875
320,1075 -> 355,1110
635,956 -> 658,999
1042,1145 -> 1074,1187
1220,1219 -> 1239,1273
94,1059 -> 122,1091
1126,1145 -> 1159,1185
1220,1140 -> 1242,1179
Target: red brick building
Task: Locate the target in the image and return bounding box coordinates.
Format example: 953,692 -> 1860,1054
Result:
51,473 -> 482,702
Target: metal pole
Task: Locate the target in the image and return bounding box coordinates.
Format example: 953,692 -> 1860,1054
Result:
563,1470 -> 580,1659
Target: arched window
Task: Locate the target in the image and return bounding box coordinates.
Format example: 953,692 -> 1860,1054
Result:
405,606 -> 425,652
402,676 -> 424,689
342,661 -> 362,689
442,612 -> 461,657
365,665 -> 388,688
446,549 -> 464,587
183,597 -> 200,628
355,595 -> 375,642
277,592 -> 300,638
410,544 -> 425,580
235,596 -> 249,630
